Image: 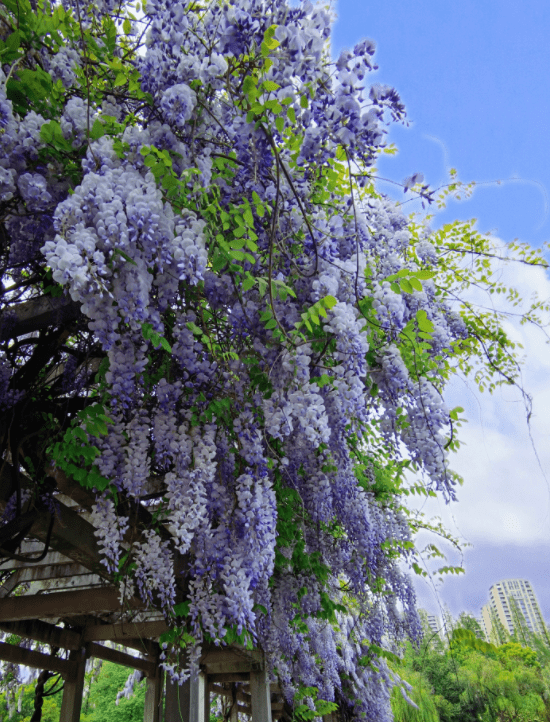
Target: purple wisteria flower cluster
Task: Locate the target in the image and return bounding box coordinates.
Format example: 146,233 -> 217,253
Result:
0,0 -> 478,717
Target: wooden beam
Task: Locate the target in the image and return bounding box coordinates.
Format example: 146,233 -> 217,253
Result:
31,574 -> 103,593
0,561 -> 91,582
208,673 -> 250,683
0,619 -> 82,650
0,573 -> 21,599
210,684 -> 251,706
88,641 -> 156,676
0,549 -> 77,571
82,619 -> 168,643
0,586 -> 146,621
0,295 -> 81,342
0,464 -> 113,581
0,640 -> 72,675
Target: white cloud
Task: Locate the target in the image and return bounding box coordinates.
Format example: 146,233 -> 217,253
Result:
405,238 -> 550,548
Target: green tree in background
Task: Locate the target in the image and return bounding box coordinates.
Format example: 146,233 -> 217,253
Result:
82,662 -> 145,722
456,613 -> 485,641
390,666 -> 440,722
457,649 -> 546,722
391,607 -> 550,722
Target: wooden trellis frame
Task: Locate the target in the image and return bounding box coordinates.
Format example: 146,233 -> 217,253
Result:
0,461 -> 305,722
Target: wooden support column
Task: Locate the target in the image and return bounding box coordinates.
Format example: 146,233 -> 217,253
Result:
165,673 -> 188,722
203,674 -> 210,722
229,683 -> 239,722
144,659 -> 164,722
250,669 -> 271,722
165,672 -> 206,722
59,646 -> 88,722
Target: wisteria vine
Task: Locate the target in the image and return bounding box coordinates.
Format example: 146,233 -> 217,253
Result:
0,0 -> 547,719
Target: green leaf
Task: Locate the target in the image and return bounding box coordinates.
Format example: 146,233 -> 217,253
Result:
275,116 -> 284,134
174,601 -> 190,617
123,17 -> 132,34
242,76 -> 257,95
242,275 -> 255,292
114,72 -> 127,87
160,337 -> 172,353
287,107 -> 296,124
262,80 -> 280,92
300,95 -> 309,109
4,30 -> 21,53
415,309 -> 434,333
90,119 -> 105,140
399,278 -> 413,294
409,277 -> 423,292
321,295 -> 338,309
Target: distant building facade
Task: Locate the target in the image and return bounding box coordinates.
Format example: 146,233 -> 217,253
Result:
425,613 -> 441,637
418,609 -> 443,644
481,579 -> 545,643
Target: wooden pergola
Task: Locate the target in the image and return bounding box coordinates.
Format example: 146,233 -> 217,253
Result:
0,296 -> 343,722
0,459 -> 296,722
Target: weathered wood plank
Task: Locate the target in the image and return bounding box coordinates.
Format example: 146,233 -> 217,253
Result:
29,574 -> 104,593
203,660 -> 262,674
0,587 -> 146,621
0,562 -> 91,582
82,619 -> 168,642
0,640 -> 72,674
210,683 -> 252,706
0,464 -> 113,581
0,549 -> 76,571
0,295 -> 81,342
0,618 -> 82,650
208,672 -> 250,683
88,641 -> 156,676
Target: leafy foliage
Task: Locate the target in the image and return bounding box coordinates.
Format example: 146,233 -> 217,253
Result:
0,0 -> 548,718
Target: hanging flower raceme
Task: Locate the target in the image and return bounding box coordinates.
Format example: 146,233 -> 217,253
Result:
0,0 -> 505,717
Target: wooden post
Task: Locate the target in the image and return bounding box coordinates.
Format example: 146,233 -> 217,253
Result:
203,677 -> 210,722
229,682 -> 239,722
190,672 -> 206,722
250,669 -> 271,722
165,672 -> 206,722
59,646 -> 88,722
144,661 -> 164,722
165,674 -> 186,722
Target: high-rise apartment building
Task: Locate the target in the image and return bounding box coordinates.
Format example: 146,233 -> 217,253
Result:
425,613 -> 441,638
418,609 -> 445,644
481,579 -> 546,643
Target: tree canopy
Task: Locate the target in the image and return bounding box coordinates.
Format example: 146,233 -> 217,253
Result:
0,0 -> 548,719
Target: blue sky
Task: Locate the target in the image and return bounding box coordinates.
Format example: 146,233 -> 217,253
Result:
331,0 -> 550,248
329,0 -> 550,626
